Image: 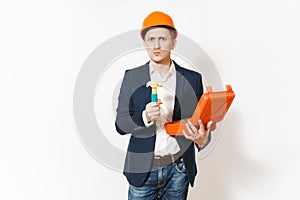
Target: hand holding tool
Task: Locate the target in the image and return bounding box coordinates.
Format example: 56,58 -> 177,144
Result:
146,81 -> 163,102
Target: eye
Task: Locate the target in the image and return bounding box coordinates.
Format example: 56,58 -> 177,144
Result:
159,37 -> 166,41
147,37 -> 155,42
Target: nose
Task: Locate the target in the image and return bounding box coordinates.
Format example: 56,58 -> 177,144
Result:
154,39 -> 161,49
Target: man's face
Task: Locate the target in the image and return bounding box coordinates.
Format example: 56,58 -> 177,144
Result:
143,27 -> 176,64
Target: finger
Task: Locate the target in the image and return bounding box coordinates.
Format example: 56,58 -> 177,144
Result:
187,120 -> 198,135
151,111 -> 160,118
155,102 -> 162,107
157,99 -> 163,104
198,119 -> 205,130
150,106 -> 160,112
149,111 -> 160,118
183,130 -> 193,141
185,122 -> 195,137
146,102 -> 157,110
207,121 -> 213,132
148,100 -> 162,106
151,110 -> 160,114
198,120 -> 206,137
202,122 -> 213,142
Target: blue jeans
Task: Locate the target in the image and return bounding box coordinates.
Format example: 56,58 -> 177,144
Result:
128,158 -> 189,200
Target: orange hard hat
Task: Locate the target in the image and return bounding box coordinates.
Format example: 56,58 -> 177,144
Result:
140,11 -> 177,39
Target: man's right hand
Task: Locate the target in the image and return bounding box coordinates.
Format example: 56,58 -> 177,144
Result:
145,100 -> 163,122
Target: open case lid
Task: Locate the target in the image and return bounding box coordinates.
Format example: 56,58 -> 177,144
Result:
165,85 -> 235,135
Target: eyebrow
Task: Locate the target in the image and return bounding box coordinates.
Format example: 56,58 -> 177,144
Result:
146,36 -> 167,39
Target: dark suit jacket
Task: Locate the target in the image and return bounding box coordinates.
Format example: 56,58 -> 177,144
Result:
115,61 -> 204,187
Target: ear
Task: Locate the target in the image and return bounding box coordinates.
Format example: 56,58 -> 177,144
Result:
143,39 -> 148,48
171,39 -> 177,50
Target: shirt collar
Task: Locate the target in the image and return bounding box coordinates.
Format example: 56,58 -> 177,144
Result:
149,60 -> 175,76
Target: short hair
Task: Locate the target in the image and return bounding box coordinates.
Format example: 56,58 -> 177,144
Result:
141,25 -> 177,41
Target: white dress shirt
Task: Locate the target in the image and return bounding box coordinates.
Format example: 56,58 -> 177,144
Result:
142,61 -> 180,156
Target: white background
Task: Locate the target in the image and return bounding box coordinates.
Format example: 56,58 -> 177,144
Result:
1,0 -> 300,199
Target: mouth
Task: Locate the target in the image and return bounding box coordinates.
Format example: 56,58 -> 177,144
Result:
153,51 -> 161,56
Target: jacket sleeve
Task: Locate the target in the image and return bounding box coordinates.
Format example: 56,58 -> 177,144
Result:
115,70 -> 155,136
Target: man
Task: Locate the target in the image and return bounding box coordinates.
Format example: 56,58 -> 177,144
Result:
115,11 -> 216,200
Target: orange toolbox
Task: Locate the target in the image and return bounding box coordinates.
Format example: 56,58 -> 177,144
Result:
165,85 -> 235,135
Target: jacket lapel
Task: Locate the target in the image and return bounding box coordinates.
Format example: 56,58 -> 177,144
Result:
139,63 -> 151,102
173,63 -> 186,121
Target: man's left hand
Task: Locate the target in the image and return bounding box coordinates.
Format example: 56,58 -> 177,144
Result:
183,120 -> 216,147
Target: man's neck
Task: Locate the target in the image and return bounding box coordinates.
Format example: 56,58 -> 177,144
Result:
151,59 -> 172,77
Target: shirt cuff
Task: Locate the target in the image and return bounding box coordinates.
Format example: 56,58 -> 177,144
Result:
142,110 -> 154,127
